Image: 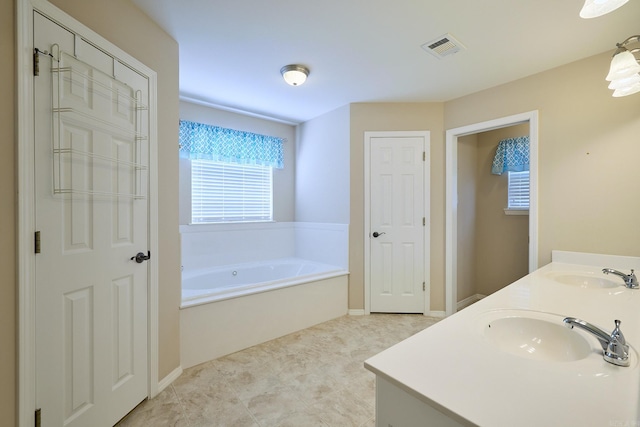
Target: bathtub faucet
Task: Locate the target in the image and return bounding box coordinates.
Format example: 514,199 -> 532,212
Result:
602,268 -> 638,289
563,317 -> 630,367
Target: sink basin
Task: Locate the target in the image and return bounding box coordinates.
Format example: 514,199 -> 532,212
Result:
482,311 -> 594,362
545,271 -> 619,289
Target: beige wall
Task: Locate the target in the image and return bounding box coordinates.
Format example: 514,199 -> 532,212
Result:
457,134 -> 478,301
349,103 -> 445,310
475,125 -> 529,296
456,126 -> 529,302
350,52 -> 640,312
445,52 -> 640,267
2,0 -> 15,423
296,105 -> 350,224
48,0 -> 181,380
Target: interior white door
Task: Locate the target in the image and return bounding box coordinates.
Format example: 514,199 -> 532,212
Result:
369,134 -> 426,313
34,11 -> 149,427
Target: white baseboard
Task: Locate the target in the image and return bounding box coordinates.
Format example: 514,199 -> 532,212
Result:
156,366 -> 183,394
348,309 -> 366,316
457,294 -> 486,311
428,310 -> 446,318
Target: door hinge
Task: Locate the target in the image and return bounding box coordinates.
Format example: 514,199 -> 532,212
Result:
35,408 -> 41,427
423,151 -> 426,161
423,217 -> 426,226
423,282 -> 426,291
34,231 -> 41,254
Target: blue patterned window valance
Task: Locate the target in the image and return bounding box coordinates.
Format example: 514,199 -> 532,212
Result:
179,120 -> 284,169
491,136 -> 529,175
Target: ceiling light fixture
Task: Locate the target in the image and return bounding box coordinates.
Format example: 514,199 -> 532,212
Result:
606,35 -> 640,97
580,0 -> 629,18
280,64 -> 309,86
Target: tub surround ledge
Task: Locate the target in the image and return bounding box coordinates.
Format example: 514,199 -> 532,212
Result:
181,257 -> 347,308
365,251 -> 640,426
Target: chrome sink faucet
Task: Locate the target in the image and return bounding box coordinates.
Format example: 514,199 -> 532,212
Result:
602,268 -> 639,289
563,317 -> 630,367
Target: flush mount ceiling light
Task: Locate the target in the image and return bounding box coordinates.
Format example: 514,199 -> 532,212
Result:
606,35 -> 640,97
580,0 -> 629,18
280,64 -> 309,86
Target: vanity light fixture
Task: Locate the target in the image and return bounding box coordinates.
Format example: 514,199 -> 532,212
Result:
280,64 -> 309,86
606,35 -> 640,97
580,0 -> 629,18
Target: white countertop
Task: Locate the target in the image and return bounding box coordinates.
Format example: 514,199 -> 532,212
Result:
365,251 -> 640,426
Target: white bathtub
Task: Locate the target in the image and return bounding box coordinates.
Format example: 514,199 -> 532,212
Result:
180,258 -> 349,368
179,223 -> 350,368
181,257 -> 347,308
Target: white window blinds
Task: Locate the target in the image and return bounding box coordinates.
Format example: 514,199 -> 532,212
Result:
507,170 -> 530,210
191,160 -> 272,223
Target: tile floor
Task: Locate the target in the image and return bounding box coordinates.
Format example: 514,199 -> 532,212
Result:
116,313 -> 440,427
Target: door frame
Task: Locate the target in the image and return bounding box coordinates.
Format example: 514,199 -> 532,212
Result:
445,111 -> 539,316
364,131 -> 431,315
17,1 -> 160,426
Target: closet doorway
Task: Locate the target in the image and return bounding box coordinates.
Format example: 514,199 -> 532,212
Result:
445,111 -> 539,316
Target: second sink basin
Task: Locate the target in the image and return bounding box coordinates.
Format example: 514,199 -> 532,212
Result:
544,271 -> 619,289
481,311 -> 594,362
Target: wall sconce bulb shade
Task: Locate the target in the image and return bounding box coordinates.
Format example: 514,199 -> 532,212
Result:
608,73 -> 640,90
580,0 -> 629,18
606,51 -> 640,81
280,65 -> 309,86
613,82 -> 640,97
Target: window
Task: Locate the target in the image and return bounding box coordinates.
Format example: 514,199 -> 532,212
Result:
506,170 -> 530,214
191,160 -> 272,223
179,120 -> 283,224
491,135 -> 529,215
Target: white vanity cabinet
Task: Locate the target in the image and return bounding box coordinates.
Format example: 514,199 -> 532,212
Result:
375,377 -> 468,427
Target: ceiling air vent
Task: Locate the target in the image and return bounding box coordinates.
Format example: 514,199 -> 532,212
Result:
421,33 -> 465,59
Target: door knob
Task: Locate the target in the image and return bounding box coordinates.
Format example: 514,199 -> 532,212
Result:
131,251 -> 151,263
372,231 -> 386,238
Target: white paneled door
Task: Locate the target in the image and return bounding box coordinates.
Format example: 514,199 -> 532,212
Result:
368,133 -> 428,313
34,12 -> 149,427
